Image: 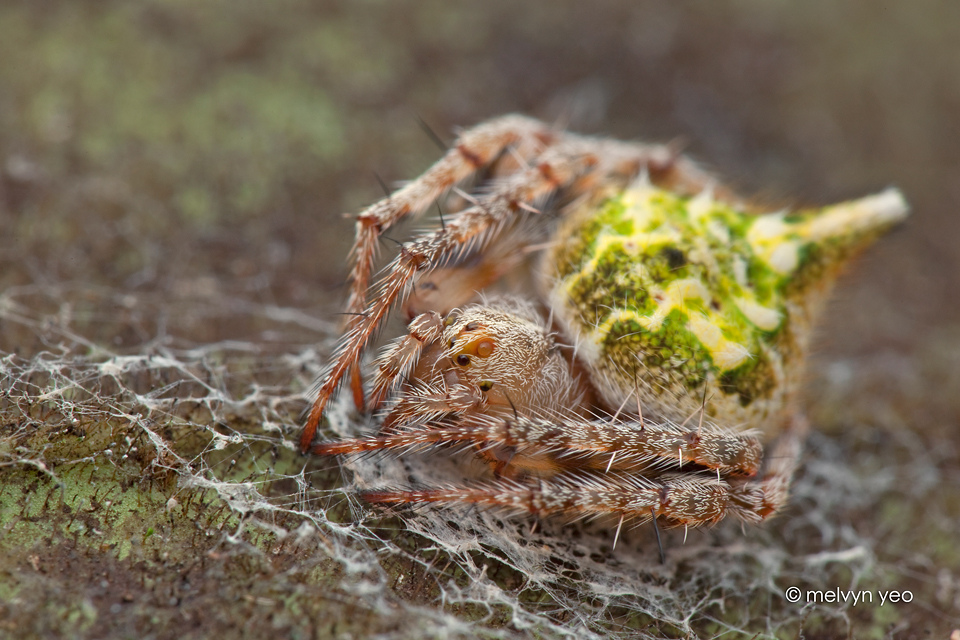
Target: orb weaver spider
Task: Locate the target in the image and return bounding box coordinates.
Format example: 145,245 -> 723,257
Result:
300,115 -> 908,534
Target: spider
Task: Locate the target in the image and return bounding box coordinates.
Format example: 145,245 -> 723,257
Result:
299,114 -> 908,535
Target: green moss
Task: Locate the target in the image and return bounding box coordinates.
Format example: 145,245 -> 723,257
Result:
718,352 -> 777,407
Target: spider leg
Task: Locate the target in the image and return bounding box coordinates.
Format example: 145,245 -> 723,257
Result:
362,472 -> 737,528
726,413 -> 808,522
342,116 -> 556,408
378,382 -> 485,434
302,140 -> 634,452
368,311 -> 445,411
355,417 -> 808,527
311,413 -> 762,477
402,219 -> 542,319
464,414 -> 763,477
346,115 -> 555,318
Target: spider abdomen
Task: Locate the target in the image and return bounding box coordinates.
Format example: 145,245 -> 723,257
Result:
544,181 -> 907,434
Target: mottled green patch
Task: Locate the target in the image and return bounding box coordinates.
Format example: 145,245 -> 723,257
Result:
556,186 -> 790,406
719,352 -> 777,407
602,310 -> 712,391
552,184 -> 906,418
785,236 -> 858,301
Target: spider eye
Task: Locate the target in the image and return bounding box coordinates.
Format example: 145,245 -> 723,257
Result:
456,354 -> 470,366
464,321 -> 480,331
476,340 -> 494,357
478,381 -> 494,392
444,313 -> 459,327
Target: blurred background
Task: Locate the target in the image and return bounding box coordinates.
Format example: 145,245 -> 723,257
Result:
3,1 -> 957,338
1,1 -> 958,638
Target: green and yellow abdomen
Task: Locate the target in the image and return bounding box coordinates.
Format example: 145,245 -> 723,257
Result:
544,181 -> 907,433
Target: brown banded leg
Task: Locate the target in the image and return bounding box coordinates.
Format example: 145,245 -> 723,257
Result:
378,382 -> 485,434
362,472 -> 738,528
456,414 -> 763,477
311,414 -> 763,478
435,414 -> 806,524
402,218 -> 547,320
368,311 -> 445,412
726,413 -> 808,522
342,116 -> 557,409
301,142 -> 606,451
302,133 -> 697,452
357,419 -> 807,526
346,115 -> 556,318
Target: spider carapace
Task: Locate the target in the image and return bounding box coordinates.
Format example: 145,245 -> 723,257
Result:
300,115 -> 908,530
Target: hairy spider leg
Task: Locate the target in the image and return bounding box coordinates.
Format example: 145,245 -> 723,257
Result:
326,115 -> 733,421
302,139 -> 669,452
367,311 -> 446,411
362,472 -> 742,528
343,116 -> 557,409
312,412 -> 763,477
354,418 -> 807,527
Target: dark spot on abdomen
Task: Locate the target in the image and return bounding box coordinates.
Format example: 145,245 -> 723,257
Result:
660,247 -> 687,270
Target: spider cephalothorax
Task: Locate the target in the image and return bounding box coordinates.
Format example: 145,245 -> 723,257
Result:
300,115 -> 908,530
